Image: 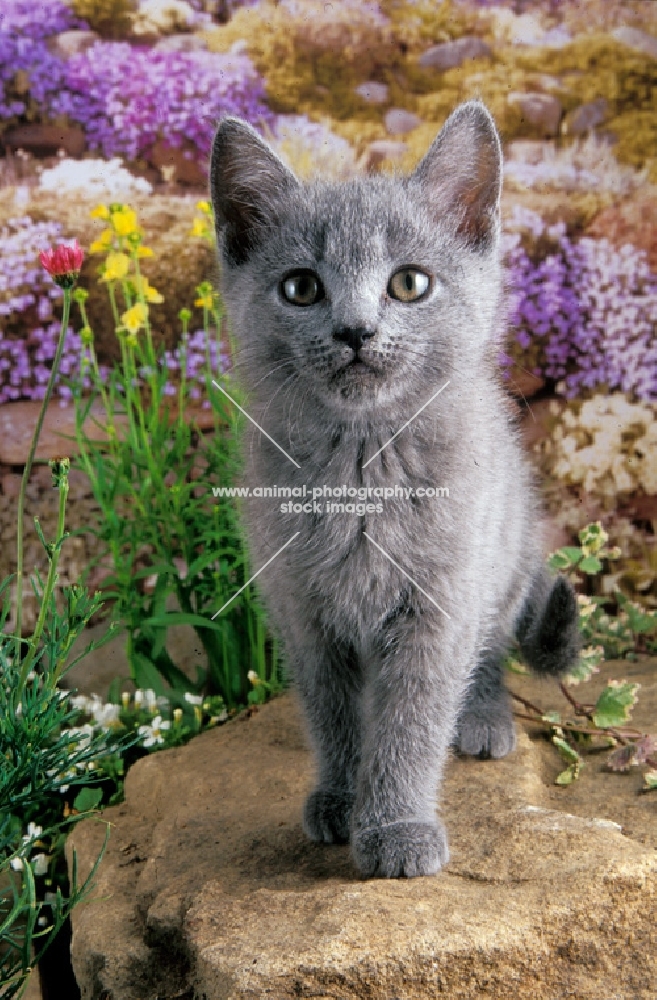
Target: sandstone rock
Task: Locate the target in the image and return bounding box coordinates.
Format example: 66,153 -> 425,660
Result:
612,26 -> 657,60
566,98 -> 609,135
3,124 -> 86,159
360,139 -> 407,173
384,108 -> 421,136
507,92 -> 562,137
68,673 -> 657,1000
49,29 -> 100,59
153,32 -> 208,52
0,400 -> 217,465
418,36 -> 492,71
355,81 -> 389,104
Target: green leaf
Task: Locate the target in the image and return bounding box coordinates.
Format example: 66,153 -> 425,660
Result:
642,770 -> 657,791
579,556 -> 603,574
560,547 -> 584,564
107,677 -> 122,706
555,763 -> 579,785
73,787 -> 103,812
131,652 -> 167,696
548,551 -> 575,571
592,681 -> 640,728
542,711 -> 561,725
143,612 -> 232,631
552,735 -> 581,764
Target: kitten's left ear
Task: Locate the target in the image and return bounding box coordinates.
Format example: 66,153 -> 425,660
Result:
410,101 -> 502,250
211,118 -> 299,265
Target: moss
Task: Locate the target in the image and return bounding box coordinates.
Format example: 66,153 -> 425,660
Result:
70,0 -> 137,39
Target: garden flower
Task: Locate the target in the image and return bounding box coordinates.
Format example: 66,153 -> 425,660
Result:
90,204 -> 110,220
111,206 -> 139,237
102,251 -> 130,282
39,239 -> 84,289
135,276 -> 163,304
138,715 -> 170,747
89,229 -> 113,255
121,302 -> 148,335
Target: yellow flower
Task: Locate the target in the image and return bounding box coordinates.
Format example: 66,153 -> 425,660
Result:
195,290 -> 214,310
191,217 -> 209,239
90,204 -> 110,220
136,246 -> 154,258
89,228 -> 113,254
112,206 -> 139,237
196,200 -> 211,214
121,302 -> 148,335
101,251 -> 131,282
135,276 -> 164,304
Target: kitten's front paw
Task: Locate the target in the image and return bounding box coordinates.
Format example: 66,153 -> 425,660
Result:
303,789 -> 353,844
351,819 -> 449,878
456,700 -> 517,759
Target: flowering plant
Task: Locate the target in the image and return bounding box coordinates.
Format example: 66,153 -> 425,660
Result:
502,209 -> 657,400
71,202 -> 283,708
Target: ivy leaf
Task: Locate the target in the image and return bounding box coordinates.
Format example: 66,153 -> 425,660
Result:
73,787 -> 103,812
606,743 -> 637,772
555,763 -> 580,785
564,646 -> 604,686
552,735 -> 581,764
548,550 -> 577,571
579,556 -> 603,574
542,710 -> 561,725
635,735 -> 657,764
642,770 -> 657,792
592,680 -> 640,728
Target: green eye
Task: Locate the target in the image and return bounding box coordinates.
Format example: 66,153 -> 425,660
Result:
281,271 -> 324,306
388,268 -> 431,303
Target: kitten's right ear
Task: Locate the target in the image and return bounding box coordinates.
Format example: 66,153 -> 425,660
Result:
210,118 -> 298,265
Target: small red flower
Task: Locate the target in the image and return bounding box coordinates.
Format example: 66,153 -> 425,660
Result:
39,239 -> 85,289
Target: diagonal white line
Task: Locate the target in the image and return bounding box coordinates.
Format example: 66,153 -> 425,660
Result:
212,380 -> 301,469
362,380 -> 450,469
363,532 -> 451,619
211,532 -> 300,619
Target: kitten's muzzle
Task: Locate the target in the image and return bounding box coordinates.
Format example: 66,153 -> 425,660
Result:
333,326 -> 376,354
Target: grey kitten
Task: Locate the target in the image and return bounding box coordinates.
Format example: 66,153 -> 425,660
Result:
210,101 -> 580,879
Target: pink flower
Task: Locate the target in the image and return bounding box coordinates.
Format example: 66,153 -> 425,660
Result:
39,240 -> 84,288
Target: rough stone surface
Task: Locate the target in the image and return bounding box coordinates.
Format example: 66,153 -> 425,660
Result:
68,660 -> 657,1000
0,400 -> 216,465
418,36 -> 492,71
566,98 -> 609,135
507,92 -> 563,137
149,139 -> 208,186
360,139 -> 407,173
49,29 -> 100,59
384,108 -> 421,136
355,81 -> 389,105
612,26 -> 657,61
3,124 -> 87,159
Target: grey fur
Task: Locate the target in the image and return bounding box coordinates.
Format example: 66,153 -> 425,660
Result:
210,101 -> 580,879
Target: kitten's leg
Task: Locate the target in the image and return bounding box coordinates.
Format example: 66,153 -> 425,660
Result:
350,616 -> 470,878
455,638 -> 516,759
293,635 -> 362,845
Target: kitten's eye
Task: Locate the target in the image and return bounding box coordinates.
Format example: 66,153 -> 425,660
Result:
388,268 -> 431,303
281,271 -> 324,307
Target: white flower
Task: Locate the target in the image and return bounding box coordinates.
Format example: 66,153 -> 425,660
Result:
32,853 -> 49,876
184,692 -> 203,705
138,715 -> 171,748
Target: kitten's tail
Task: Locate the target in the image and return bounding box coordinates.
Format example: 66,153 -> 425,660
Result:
514,566 -> 580,676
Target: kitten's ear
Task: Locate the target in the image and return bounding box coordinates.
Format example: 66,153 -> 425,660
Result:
211,117 -> 298,265
410,101 -> 502,250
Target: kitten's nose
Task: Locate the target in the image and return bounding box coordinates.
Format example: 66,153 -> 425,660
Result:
333,326 -> 376,353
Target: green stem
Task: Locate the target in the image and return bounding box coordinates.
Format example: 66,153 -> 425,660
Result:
15,288 -> 71,645
19,474 -> 68,689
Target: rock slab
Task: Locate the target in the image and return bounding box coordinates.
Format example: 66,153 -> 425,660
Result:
68,689 -> 657,999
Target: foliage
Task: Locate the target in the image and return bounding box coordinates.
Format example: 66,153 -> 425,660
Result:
71,202 -> 285,708
509,523 -> 657,791
70,0 -> 136,39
